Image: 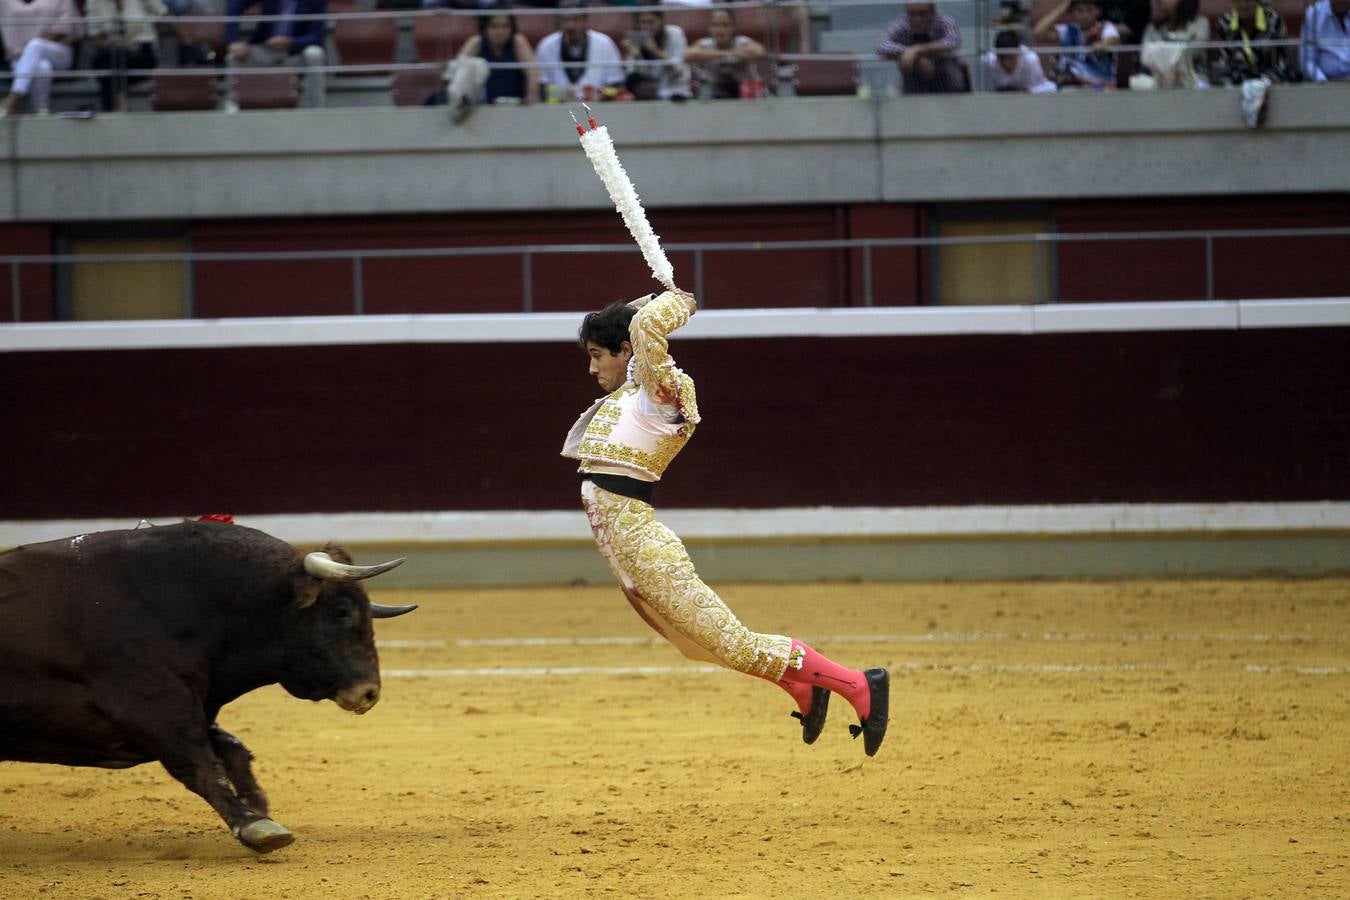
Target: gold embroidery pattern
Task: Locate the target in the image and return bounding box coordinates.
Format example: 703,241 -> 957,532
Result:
577,431 -> 690,479
581,484 -> 793,681
631,293 -> 701,425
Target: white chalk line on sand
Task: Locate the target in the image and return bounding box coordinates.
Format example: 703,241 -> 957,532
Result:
379,631 -> 1350,650
383,662 -> 1349,678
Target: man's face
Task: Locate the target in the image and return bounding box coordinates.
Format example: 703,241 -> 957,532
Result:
1069,0 -> 1101,27
560,13 -> 586,43
999,50 -> 1020,73
586,341 -> 631,393
906,3 -> 935,34
1232,0 -> 1257,19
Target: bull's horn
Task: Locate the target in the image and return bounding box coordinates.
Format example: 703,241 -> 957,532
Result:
304,551 -> 406,582
371,602 -> 419,619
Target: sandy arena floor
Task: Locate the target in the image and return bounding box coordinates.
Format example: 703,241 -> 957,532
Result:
2,578 -> 1348,899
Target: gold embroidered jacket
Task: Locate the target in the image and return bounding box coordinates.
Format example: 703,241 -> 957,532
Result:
561,291 -> 702,481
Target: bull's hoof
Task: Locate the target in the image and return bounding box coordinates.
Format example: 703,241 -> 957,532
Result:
238,818 -> 295,853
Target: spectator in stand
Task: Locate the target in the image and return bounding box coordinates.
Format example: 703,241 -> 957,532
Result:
1300,0 -> 1350,82
535,0 -> 625,102
876,2 -> 967,94
981,28 -> 1058,91
1139,0 -> 1211,88
223,0 -> 328,110
1101,0 -> 1152,42
1034,0 -> 1119,88
684,7 -> 766,98
85,0 -> 169,112
620,8 -> 691,100
1216,0 -> 1295,83
446,13 -> 538,123
0,0 -> 83,116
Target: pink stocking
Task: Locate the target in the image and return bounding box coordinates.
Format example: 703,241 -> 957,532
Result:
778,640 -> 871,721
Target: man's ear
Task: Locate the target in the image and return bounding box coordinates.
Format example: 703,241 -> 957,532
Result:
619,340 -> 633,359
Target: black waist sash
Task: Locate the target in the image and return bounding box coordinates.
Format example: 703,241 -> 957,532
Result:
580,472 -> 655,503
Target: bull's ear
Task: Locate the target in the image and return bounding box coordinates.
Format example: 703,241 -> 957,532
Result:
291,565 -> 321,609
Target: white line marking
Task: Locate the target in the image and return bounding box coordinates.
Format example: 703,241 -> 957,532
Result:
378,632 -> 1350,650
383,663 -> 1349,678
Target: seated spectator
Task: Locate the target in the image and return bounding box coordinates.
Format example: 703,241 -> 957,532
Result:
535,0 -> 625,102
1216,0 -> 1295,84
223,0 -> 328,110
1034,0 -> 1119,88
0,0 -> 83,116
876,2 -> 967,94
446,13 -> 538,123
85,0 -> 169,112
1140,0 -> 1211,88
684,7 -> 766,98
981,28 -> 1058,92
1300,0 -> 1350,82
620,8 -> 690,100
1101,0 -> 1151,43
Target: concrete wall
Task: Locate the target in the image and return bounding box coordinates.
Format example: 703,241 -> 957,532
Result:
3,86 -> 1349,223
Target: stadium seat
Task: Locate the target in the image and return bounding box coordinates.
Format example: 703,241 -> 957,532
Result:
790,56 -> 859,96
334,14 -> 399,71
235,72 -> 299,109
664,8 -> 711,45
391,66 -> 444,105
738,2 -> 809,53
172,13 -> 227,64
150,72 -> 219,111
516,10 -> 556,48
585,9 -> 635,45
413,11 -> 476,62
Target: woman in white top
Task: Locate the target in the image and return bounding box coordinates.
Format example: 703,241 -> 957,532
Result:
683,7 -> 765,99
0,0 -> 84,115
1141,0 -> 1211,88
620,9 -> 691,100
85,0 -> 169,112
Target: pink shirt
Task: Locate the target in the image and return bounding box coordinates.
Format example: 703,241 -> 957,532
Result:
0,0 -> 83,60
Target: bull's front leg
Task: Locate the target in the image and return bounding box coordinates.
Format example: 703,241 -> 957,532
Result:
209,724 -> 269,817
157,741 -> 294,853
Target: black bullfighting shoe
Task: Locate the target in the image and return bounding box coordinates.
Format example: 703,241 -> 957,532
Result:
847,667 -> 890,757
789,686 -> 831,745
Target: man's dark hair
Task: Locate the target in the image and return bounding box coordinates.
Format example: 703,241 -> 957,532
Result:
579,300 -> 637,353
994,29 -> 1019,49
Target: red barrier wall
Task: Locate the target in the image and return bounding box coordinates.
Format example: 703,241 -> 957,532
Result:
3,327 -> 1347,520
0,225 -> 55,322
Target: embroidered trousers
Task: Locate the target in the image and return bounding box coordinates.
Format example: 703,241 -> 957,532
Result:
581,480 -> 793,681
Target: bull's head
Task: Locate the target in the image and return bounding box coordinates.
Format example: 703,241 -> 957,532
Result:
279,546 -> 415,715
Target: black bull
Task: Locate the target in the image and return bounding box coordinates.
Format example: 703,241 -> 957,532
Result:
0,520 -> 416,853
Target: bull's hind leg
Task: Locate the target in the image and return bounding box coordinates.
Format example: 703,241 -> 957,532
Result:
209,724 -> 269,817
96,690 -> 294,853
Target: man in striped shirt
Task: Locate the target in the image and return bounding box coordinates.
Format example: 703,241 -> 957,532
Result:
877,2 -> 968,94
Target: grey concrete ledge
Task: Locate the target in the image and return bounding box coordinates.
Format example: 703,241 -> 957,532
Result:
4,86 -> 1349,221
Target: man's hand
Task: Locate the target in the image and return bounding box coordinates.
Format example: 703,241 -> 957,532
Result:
228,41 -> 250,61
264,35 -> 293,53
674,289 -> 696,315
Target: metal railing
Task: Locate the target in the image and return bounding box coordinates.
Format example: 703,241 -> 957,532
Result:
6,225 -> 1350,320
1,0 -> 1345,111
